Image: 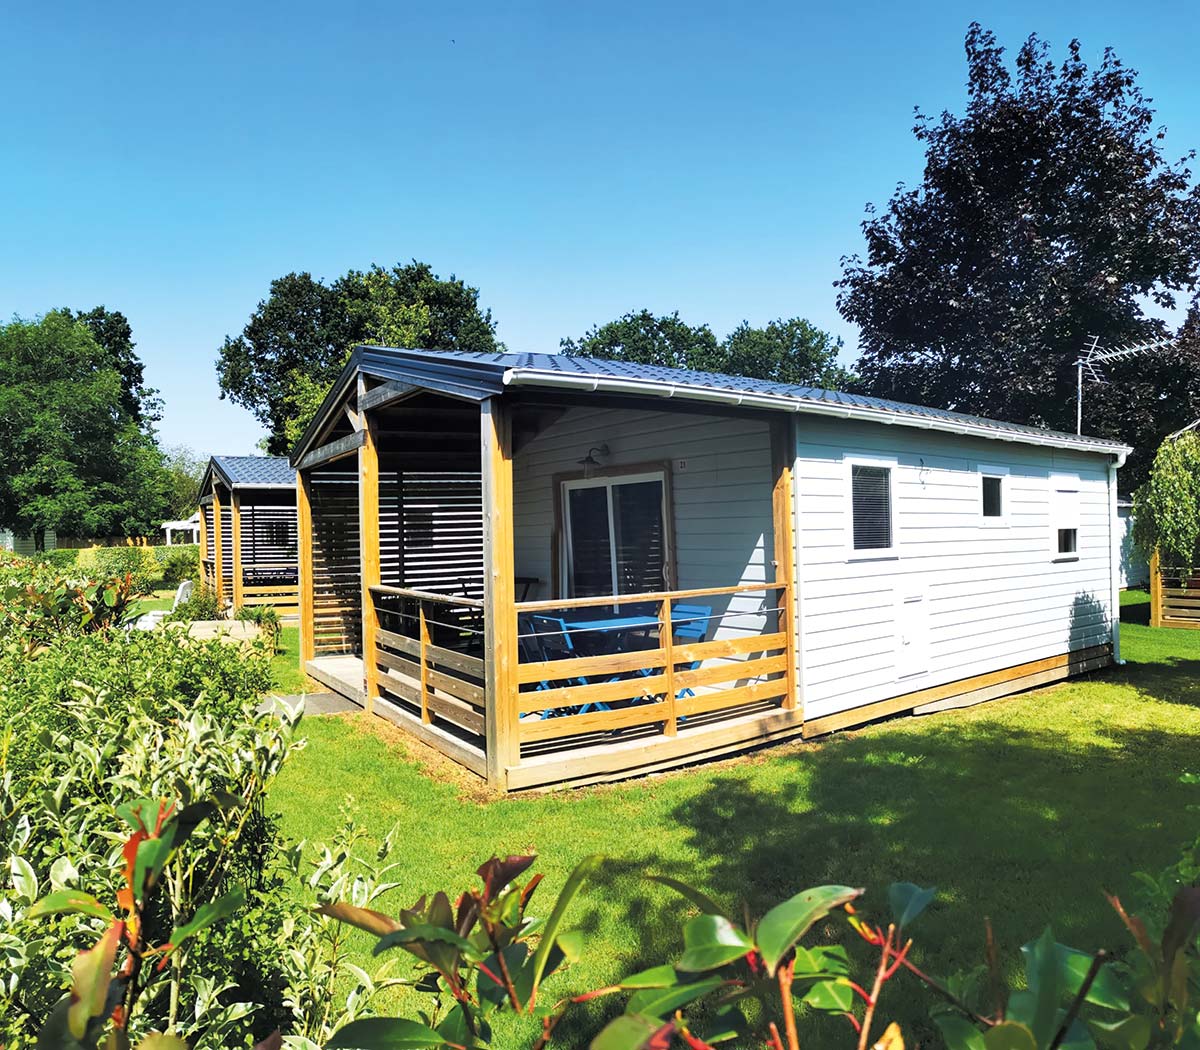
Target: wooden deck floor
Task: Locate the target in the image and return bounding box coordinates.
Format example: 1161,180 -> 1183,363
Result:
306,654 -> 367,705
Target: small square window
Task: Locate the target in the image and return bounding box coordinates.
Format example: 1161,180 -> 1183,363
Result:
982,476 -> 1003,517
1057,528 -> 1077,555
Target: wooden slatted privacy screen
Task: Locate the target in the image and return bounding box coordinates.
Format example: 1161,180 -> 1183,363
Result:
513,581 -> 791,755
202,504 -> 214,559
310,470 -> 362,655
391,471 -> 485,599
380,471 -> 402,587
200,503 -> 233,591
239,500 -> 299,614
1150,551 -> 1200,629
201,503 -> 215,588
242,504 -> 298,582
370,584 -> 487,743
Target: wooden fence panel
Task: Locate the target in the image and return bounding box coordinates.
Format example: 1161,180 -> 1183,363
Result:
310,471 -> 362,655
1154,553 -> 1200,630
370,585 -> 487,742
514,582 -> 791,752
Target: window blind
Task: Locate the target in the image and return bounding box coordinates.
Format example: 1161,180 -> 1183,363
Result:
852,465 -> 892,550
612,480 -> 666,594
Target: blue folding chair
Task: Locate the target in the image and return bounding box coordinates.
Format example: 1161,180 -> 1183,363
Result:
519,614 -> 616,718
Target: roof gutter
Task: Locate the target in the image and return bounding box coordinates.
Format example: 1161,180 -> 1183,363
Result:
501,368 -> 1132,461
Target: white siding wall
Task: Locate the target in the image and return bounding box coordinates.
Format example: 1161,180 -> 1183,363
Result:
512,406 -> 777,640
0,529 -> 57,555
794,418 -> 1116,721
1117,504 -> 1150,589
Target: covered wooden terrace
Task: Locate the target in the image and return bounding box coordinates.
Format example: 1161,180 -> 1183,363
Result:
293,351 -> 801,790
198,455 -> 300,617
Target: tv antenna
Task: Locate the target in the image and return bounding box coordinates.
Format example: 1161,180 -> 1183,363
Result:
1075,334 -> 1176,434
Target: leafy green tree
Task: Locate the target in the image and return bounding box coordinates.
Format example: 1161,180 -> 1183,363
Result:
0,314 -> 171,541
703,318 -> 855,388
560,309 -> 719,368
1133,430 -> 1200,574
837,23 -> 1200,488
562,309 -> 854,388
217,262 -> 499,453
57,306 -> 161,425
161,445 -> 207,519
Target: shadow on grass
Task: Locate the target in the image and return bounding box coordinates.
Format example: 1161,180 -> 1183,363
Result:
1122,595 -> 1151,626
554,658 -> 1200,1046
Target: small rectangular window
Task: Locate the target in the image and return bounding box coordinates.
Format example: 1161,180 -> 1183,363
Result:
982,476 -> 1003,517
1050,475 -> 1080,560
852,464 -> 892,551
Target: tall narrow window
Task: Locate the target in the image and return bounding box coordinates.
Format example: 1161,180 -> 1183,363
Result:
982,476 -> 1003,517
1050,476 -> 1080,559
562,472 -> 669,597
851,464 -> 893,552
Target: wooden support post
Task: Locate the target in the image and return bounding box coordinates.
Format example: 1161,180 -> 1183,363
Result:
297,471 -> 316,664
212,485 -> 225,610
419,604 -> 431,723
482,398 -> 518,788
771,417 -> 799,711
197,502 -> 208,589
1151,549 -> 1163,628
231,492 -> 243,612
359,383 -> 381,713
661,599 -> 677,736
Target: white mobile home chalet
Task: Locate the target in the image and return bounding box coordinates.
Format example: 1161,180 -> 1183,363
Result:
290,348 -> 1130,789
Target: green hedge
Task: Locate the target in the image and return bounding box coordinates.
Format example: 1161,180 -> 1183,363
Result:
75,545 -> 160,592
152,542 -> 199,566
157,544 -> 200,584
37,548 -> 80,570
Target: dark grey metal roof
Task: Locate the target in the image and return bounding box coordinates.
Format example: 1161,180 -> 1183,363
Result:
206,455 -> 296,491
366,347 -> 1130,454
290,345 -> 1130,460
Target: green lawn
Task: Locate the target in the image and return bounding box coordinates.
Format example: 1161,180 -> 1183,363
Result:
131,586 -> 176,614
268,589 -> 1200,1044
270,625 -> 309,695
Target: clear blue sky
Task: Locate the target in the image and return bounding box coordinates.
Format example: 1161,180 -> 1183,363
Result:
3,1 -> 1198,455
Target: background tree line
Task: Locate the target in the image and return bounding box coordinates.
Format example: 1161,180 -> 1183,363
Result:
16,18 -> 1197,546
0,310 -> 203,545
215,25 -> 1200,493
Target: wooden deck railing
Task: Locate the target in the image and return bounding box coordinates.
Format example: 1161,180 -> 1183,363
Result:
369,584 -> 486,738
239,561 -> 299,614
200,557 -> 298,614
513,581 -> 793,751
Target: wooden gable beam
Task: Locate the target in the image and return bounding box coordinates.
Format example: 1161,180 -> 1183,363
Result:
296,430 -> 366,471
360,379 -> 418,413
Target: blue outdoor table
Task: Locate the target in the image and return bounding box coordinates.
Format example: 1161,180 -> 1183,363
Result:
557,612 -> 658,659
559,613 -> 658,635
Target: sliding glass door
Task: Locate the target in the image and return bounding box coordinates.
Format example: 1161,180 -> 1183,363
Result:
561,472 -> 669,598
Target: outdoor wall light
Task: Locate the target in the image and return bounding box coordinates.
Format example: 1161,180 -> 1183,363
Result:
578,444 -> 610,477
